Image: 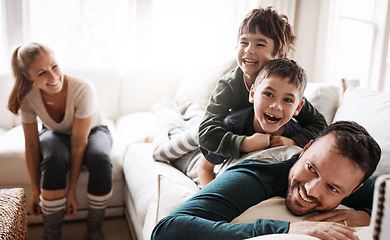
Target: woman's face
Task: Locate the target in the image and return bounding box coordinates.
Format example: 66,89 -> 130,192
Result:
24,52 -> 64,95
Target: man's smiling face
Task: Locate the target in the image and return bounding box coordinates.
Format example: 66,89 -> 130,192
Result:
286,134 -> 365,216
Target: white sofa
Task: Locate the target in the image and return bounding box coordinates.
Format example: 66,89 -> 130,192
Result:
1,59 -> 390,240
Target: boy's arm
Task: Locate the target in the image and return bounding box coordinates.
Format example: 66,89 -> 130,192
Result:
198,68 -> 251,158
291,97 -> 328,147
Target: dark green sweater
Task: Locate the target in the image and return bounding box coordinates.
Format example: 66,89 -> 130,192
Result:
198,66 -> 328,158
151,156 -> 375,240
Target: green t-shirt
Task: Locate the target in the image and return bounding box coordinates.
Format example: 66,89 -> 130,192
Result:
198,66 -> 328,158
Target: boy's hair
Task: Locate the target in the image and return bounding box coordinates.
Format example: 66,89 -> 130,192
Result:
314,121 -> 381,184
254,58 -> 307,98
238,7 -> 296,58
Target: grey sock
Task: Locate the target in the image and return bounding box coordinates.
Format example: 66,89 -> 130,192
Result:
87,207 -> 106,240
42,210 -> 65,240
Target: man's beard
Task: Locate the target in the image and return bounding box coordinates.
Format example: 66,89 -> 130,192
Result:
285,179 -> 319,216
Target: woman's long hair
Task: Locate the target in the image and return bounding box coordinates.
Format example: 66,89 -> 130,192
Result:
8,42 -> 52,114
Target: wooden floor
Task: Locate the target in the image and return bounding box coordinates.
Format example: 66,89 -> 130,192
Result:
28,216 -> 134,240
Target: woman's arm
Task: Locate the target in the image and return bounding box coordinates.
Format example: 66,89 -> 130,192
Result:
66,116 -> 92,216
22,121 -> 42,215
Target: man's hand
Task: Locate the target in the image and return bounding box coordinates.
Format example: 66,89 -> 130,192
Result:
240,133 -> 270,152
270,136 -> 297,147
305,209 -> 371,227
289,221 -> 358,240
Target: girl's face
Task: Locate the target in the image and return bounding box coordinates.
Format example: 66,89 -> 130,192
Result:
236,29 -> 277,84
249,74 -> 304,135
24,52 -> 64,95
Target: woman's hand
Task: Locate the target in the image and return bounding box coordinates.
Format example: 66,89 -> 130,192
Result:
66,191 -> 78,216
29,190 -> 41,215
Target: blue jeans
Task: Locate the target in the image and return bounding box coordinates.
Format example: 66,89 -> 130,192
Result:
39,125 -> 113,195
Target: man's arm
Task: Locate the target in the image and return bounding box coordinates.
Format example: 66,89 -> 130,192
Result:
152,160 -> 293,239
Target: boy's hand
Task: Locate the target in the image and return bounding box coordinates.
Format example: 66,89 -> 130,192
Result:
240,133 -> 270,152
270,136 -> 297,147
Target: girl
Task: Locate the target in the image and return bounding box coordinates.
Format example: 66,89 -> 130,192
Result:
8,42 -> 112,240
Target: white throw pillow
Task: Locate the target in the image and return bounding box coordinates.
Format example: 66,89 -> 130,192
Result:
304,83 -> 340,124
173,58 -> 236,109
333,87 -> 390,178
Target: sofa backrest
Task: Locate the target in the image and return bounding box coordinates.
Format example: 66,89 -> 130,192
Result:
333,87 -> 390,178
0,72 -> 18,130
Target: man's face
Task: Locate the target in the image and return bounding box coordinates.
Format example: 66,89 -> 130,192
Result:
286,134 -> 365,216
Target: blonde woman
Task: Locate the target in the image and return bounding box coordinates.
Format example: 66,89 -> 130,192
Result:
8,42 -> 112,240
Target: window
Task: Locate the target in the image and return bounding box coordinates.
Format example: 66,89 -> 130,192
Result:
0,0 -> 295,72
325,0 -> 390,92
0,0 -> 6,70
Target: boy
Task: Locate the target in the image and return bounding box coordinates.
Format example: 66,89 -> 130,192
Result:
198,58 -> 307,186
198,7 -> 327,184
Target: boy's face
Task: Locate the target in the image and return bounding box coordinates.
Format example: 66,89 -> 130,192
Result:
249,74 -> 304,135
286,134 -> 364,216
237,29 -> 277,83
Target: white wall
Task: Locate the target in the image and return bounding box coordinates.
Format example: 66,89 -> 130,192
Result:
293,0 -> 330,83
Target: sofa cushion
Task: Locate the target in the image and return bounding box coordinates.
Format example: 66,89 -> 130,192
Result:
304,83 -> 340,124
64,67 -> 122,121
333,87 -> 390,178
142,174 -> 198,239
173,58 -> 237,109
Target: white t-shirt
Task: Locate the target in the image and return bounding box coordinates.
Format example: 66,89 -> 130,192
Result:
20,75 -> 102,134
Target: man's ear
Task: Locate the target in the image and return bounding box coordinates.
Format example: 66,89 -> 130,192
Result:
351,183 -> 364,194
249,84 -> 255,103
293,98 -> 305,116
299,140 -> 313,158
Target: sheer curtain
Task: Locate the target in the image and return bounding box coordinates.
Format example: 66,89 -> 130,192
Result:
0,0 -> 295,71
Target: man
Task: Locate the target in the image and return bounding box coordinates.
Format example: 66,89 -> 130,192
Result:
151,121 -> 381,240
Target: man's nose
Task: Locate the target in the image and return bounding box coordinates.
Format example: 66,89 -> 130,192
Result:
304,179 -> 323,199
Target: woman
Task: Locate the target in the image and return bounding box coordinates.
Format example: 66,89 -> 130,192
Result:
8,42 -> 112,240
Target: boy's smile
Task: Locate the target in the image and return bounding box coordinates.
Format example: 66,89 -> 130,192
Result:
237,29 -> 277,86
249,74 -> 304,135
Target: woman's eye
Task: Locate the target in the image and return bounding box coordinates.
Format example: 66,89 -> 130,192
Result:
52,65 -> 57,69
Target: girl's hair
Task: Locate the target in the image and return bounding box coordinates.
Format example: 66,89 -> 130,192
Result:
238,7 -> 296,58
8,42 -> 53,114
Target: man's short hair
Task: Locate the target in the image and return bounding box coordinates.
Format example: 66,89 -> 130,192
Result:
314,121 -> 381,183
